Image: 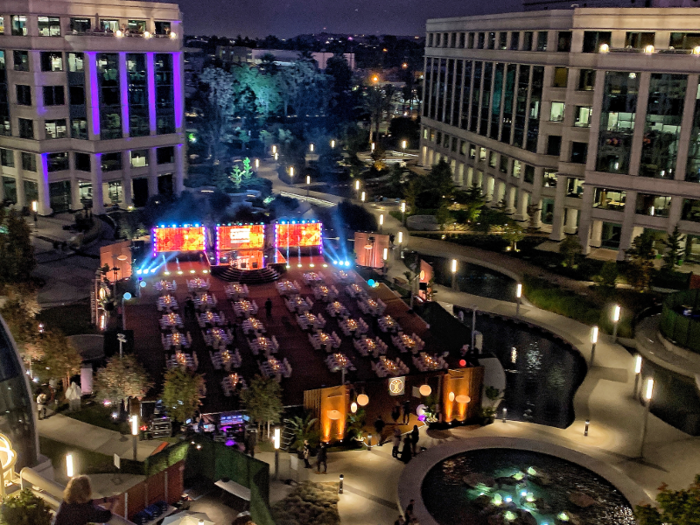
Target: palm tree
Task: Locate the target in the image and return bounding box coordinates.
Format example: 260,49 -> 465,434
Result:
365,85 -> 395,145
284,413 -> 319,450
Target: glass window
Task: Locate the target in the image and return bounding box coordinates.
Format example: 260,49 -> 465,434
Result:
16,85 -> 31,106
74,153 -> 90,172
513,159 -> 522,178
489,151 -> 497,168
523,32 -> 533,51
69,86 -> 85,105
510,32 -> 519,50
127,53 -> 149,137
469,144 -> 476,159
625,32 -> 655,49
157,146 -> 174,164
460,140 -> 466,155
43,86 -> 65,106
553,67 -> 568,88
479,147 -> 487,162
543,170 -> 557,187
40,52 -> 63,72
127,20 -> 146,34
155,21 -> 171,35
593,187 -> 626,211
38,16 -> 61,37
578,69 -> 596,91
557,31 -> 572,52
468,33 -> 474,49
527,66 -> 544,152
583,31 -> 611,53
45,119 -> 67,139
574,106 -> 592,128
108,181 -> 123,204
443,133 -> 450,148
566,177 -> 584,197
70,18 -> 91,33
477,33 -> 485,49
451,137 -> 457,152
131,150 -> 148,167
155,54 -> 175,134
547,136 -> 562,156
550,102 -> 565,122
427,34 -> 433,47
97,53 -> 122,140
524,165 -> 535,184
68,52 -> 84,72
0,149 -> 14,167
101,152 -> 122,172
682,199 -> 700,222
47,152 -> 69,172
13,51 -> 29,72
21,152 -> 35,171
570,143 -> 588,165
100,20 -> 119,33
597,71 -> 639,174
18,119 -> 33,139
636,193 -> 671,217
488,32 -> 496,50
536,31 -> 548,51
499,32 -> 507,50
11,16 -> 27,36
459,33 -> 466,48
451,32 -> 457,48
499,155 -> 508,173
669,32 -> 700,50
0,17 -> 4,35
71,118 -> 87,139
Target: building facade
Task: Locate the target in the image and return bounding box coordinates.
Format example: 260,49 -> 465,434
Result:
0,0 -> 185,215
422,8 -> 700,261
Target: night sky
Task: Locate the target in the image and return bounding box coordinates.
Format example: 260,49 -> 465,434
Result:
177,0 -> 522,38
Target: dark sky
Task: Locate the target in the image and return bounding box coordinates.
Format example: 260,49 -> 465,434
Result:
177,0 -> 522,39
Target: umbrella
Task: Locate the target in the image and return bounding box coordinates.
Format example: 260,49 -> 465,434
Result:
161,512 -> 214,525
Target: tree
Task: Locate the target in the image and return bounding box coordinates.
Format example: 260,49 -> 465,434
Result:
0,289 -> 42,365
198,67 -> 236,168
593,261 -> 619,290
403,180 -> 419,214
37,330 -> 82,391
559,235 -> 583,268
0,208 -> 36,285
284,412 -> 320,450
435,201 -> 451,231
503,224 -> 525,251
240,375 -> 284,434
94,355 -> 153,408
663,225 -> 686,271
635,474 -> 700,525
365,85 -> 395,144
626,231 -> 657,292
1,488 -> 53,525
426,159 -> 455,198
161,368 -> 206,423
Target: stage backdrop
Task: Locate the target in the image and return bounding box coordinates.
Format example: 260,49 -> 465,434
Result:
216,224 -> 265,251
275,222 -> 322,248
354,232 -> 390,269
100,241 -> 132,282
152,226 -> 206,253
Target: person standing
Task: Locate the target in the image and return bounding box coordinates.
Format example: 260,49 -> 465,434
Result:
391,402 -> 401,424
402,399 -> 411,425
302,440 -> 312,468
373,416 -> 386,446
36,392 -> 47,420
391,427 -> 401,458
316,443 -> 327,474
410,425 -> 420,456
53,476 -> 118,525
405,499 -> 415,522
400,434 -> 412,463
265,298 -> 273,318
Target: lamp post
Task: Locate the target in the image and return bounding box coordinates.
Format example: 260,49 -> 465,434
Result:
383,248 -> 389,277
612,304 -> 621,343
515,284 -> 522,317
451,259 -> 458,290
117,333 -> 127,358
331,139 -> 336,149
309,143 -> 314,153
633,355 -> 643,397
589,326 -> 599,368
379,214 -> 384,233
306,175 -> 311,196
66,453 -> 74,478
401,140 -> 407,156
255,158 -> 260,169
401,201 -> 406,225
289,166 -> 294,181
273,427 -> 280,480
361,191 -> 366,203
371,142 -> 375,153
32,200 -> 38,232
355,180 -> 361,199
131,415 -> 139,460
121,292 -> 131,331
640,377 -> 654,458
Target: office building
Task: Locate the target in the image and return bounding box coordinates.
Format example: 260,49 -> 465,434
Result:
0,0 -> 185,215
422,8 -> 700,260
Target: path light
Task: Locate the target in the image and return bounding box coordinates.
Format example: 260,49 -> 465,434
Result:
131,415 -> 139,460
371,142 -> 375,152
401,201 -> 406,225
455,394 -> 470,404
330,139 -> 336,149
255,159 -> 259,169
309,143 -> 314,152
274,427 -> 280,480
590,326 -> 599,368
289,166 -> 294,178
516,284 -> 522,317
339,474 -> 344,494
357,393 -> 369,406
383,248 -> 388,261
584,419 -> 590,437
379,214 -> 384,232
448,392 -> 455,402
350,401 -> 358,413
66,453 -> 74,478
398,231 -> 403,245
502,407 -> 507,423
419,384 -> 431,396
306,175 -> 311,196
634,355 -> 643,396
612,304 -> 621,342
451,259 -> 458,290
640,377 -> 655,458
361,191 -> 366,203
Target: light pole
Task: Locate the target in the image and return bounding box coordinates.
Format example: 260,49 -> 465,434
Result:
255,158 -> 260,170
65,453 -> 74,478
589,326 -> 599,368
379,214 -> 384,233
401,140 -> 407,156
121,292 -> 131,331
306,175 -> 311,196
612,304 -> 621,343
131,415 -> 139,460
515,284 -> 522,317
273,427 -> 280,480
383,248 -> 389,276
32,201 -> 38,232
289,166 -> 294,182
451,259 -> 458,290
355,180 -> 361,199
633,354 -> 643,397
401,201 -> 406,225
309,143 -> 314,153
371,142 -> 375,153
640,377 -> 654,458
330,139 -> 336,149
117,333 -> 127,358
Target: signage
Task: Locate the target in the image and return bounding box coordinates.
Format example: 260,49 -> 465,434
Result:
388,376 -> 405,396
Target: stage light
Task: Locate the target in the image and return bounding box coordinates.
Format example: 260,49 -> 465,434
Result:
190,270 -> 196,273
150,269 -> 157,274
136,270 -> 142,275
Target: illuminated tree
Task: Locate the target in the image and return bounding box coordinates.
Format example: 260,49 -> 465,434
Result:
37,330 -> 82,391
240,375 -> 283,434
199,67 -> 236,166
626,231 -> 656,291
635,475 -> 700,525
161,368 -> 206,423
94,355 -> 153,408
365,85 -> 395,144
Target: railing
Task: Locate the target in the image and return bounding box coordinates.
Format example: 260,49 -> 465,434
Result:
67,31 -> 176,39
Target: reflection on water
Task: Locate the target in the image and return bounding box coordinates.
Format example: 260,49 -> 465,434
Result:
422,449 -> 636,525
455,306 -> 586,428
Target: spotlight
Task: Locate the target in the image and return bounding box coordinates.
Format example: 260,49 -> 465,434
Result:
136,270 -> 142,275
345,261 -> 350,267
150,268 -> 157,274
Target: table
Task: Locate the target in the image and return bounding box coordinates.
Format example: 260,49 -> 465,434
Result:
339,317 -> 359,336
326,352 -> 353,372
313,284 -> 338,302
159,313 -> 183,330
374,356 -> 409,377
211,348 -> 241,371
154,280 -> 176,293
198,310 -> 225,327
302,272 -> 324,286
326,301 -> 349,318
157,295 -> 178,311
354,336 -> 387,358
260,356 -> 291,380
195,292 -> 217,310
188,278 -> 210,291
167,351 -> 197,371
222,373 -> 246,396
393,332 -> 420,353
285,295 -> 311,313
346,283 -> 366,299
234,300 -> 258,317
378,315 -> 400,333
297,312 -> 324,330
333,270 -> 353,284
242,318 -> 266,335
225,283 -> 249,299
163,331 -> 189,350
413,352 -> 446,372
276,280 -> 299,296
250,336 -> 278,356
204,328 -> 232,348
308,331 -> 340,351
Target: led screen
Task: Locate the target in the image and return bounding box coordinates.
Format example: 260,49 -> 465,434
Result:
153,227 -> 206,252
218,225 -> 265,251
276,222 -> 322,248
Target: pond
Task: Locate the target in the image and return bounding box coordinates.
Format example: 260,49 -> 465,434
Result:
421,448 -> 636,525
454,306 -> 586,429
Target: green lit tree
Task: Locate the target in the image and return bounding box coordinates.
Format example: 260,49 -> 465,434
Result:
635,475 -> 700,525
626,231 -> 657,292
284,412 -> 320,450
1,489 -> 52,525
559,235 -> 583,268
240,375 -> 284,434
503,224 -> 525,251
593,260 -> 619,290
94,355 -> 153,408
161,368 -> 206,423
663,225 -> 686,271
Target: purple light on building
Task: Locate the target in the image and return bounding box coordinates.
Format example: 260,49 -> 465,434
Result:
147,53 -> 156,133
120,53 -> 129,135
86,52 -> 100,136
173,52 -> 183,130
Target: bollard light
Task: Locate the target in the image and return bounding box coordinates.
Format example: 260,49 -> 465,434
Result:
355,180 -> 360,191
361,191 -> 366,202
255,158 -> 260,169
590,326 -> 599,368
451,259 -> 457,273
644,378 -> 654,402
401,202 -> 406,213
516,284 -> 522,299
398,231 -> 403,244
383,248 -> 388,261
274,427 -> 280,449
272,145 -> 277,154
66,453 -> 74,478
613,304 -> 621,323
584,419 -> 590,437
290,167 -> 294,178
379,214 -> 384,226
310,143 -> 314,152
339,474 -> 344,494
131,415 -> 138,436
371,142 -> 375,152
502,407 -> 507,422
331,139 -> 336,149
635,355 -> 643,374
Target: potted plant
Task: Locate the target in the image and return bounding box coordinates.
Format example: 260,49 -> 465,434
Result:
1,489 -> 53,525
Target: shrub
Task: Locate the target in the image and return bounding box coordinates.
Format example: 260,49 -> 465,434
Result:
1,489 -> 53,525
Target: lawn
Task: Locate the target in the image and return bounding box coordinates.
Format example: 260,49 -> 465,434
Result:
62,402 -> 130,434
37,301 -> 98,336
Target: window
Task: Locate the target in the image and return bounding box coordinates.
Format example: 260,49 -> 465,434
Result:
21,152 -> 36,171
16,85 -> 31,106
11,16 -> 27,36
479,147 -> 487,162
71,118 -> 87,139
547,136 -> 562,156
157,146 -> 174,164
488,32 -> 496,50
40,52 -> 63,72
451,137 -> 457,152
513,159 -> 522,178
458,33 -> 465,48
499,155 -> 509,173
536,31 -> 548,51
489,151 -> 497,168
68,52 -> 84,72
70,18 -> 91,33
97,53 -> 122,139
47,152 -> 69,172
38,16 -> 61,37
669,32 -> 700,50
0,149 -> 14,167
155,54 -> 175,134
574,106 -> 592,128
557,31 -> 572,52
460,140 -> 466,155
0,16 -> 4,35
100,20 -> 119,33
45,119 -> 67,139
524,165 -> 535,184
499,32 -> 507,50
477,32 -> 485,49
636,194 -> 672,217
101,152 -> 122,172
69,86 -> 85,106
131,150 -> 148,167
18,119 -> 33,139
127,20 -> 147,34
550,102 -> 565,122
625,32 -> 655,49
510,32 -> 519,50
427,34 -> 433,47
593,187 -> 626,211
74,153 -> 90,172
583,31 -> 611,53
155,21 -> 171,35
451,33 -> 457,48
682,199 -> 700,222
43,86 -> 65,106
469,144 -> 476,159
567,177 -> 584,196
468,33 -> 474,49
578,70 -> 596,91
571,142 -> 588,164
443,134 -> 450,148
543,170 -> 557,187
523,31 -> 533,51
597,71 -> 639,174
553,67 -> 568,88
13,51 -> 29,72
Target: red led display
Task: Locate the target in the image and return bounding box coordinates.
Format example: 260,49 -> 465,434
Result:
153,227 -> 206,252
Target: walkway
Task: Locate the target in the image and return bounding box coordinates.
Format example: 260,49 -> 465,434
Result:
635,315 -> 700,379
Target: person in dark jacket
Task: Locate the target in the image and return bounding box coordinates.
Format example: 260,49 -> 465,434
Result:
391,427 -> 402,458
265,298 -> 273,317
391,402 -> 401,424
374,416 -> 386,445
402,399 -> 411,425
316,443 -> 328,473
400,434 -> 412,463
410,425 -> 420,456
53,475 -> 117,525
302,439 -> 312,468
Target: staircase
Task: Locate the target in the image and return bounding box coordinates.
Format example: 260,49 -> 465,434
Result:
211,265 -> 280,284
281,420 -> 296,451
